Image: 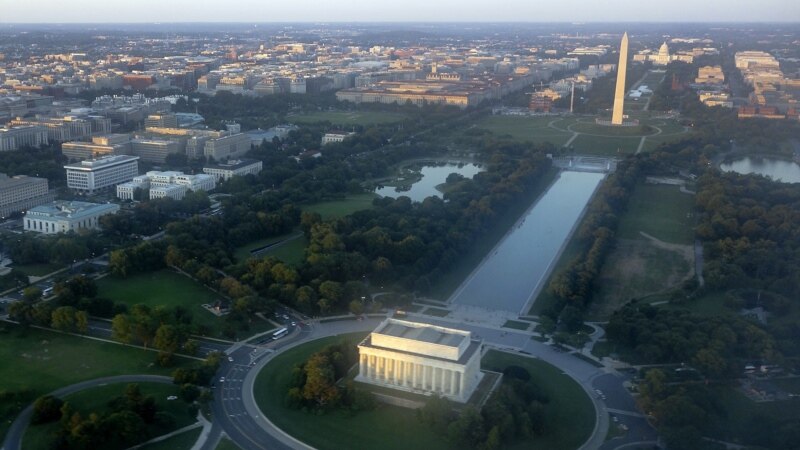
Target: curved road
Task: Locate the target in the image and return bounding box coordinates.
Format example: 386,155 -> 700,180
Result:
2,374 -> 173,450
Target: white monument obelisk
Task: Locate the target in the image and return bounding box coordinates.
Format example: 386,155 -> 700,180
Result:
611,32 -> 629,125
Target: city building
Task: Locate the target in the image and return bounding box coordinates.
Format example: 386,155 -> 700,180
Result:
61,134 -> 132,161
356,318 -> 483,403
321,131 -> 355,145
144,113 -> 179,129
115,175 -> 150,201
203,158 -> 263,181
633,42 -> 694,65
64,155 -> 139,194
24,200 -> 119,234
130,138 -> 181,163
116,170 -> 215,201
0,125 -> 49,151
244,124 -> 298,146
150,184 -> 187,200
203,132 -> 251,161
695,66 -> 726,85
0,174 -> 54,218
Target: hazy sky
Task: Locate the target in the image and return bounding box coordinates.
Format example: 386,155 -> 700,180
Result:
2,0 -> 799,23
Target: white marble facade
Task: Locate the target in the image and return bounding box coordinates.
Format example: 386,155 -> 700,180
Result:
356,318 -> 483,403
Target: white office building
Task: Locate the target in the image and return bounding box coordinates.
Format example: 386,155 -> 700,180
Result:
65,155 -> 139,194
116,175 -> 151,201
24,200 -> 119,234
356,319 -> 484,403
150,184 -> 187,200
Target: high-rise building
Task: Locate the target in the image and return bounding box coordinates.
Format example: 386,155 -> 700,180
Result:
64,155 -> 139,194
611,33 -> 629,126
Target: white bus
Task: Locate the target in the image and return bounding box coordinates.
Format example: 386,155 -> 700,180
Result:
272,327 -> 288,340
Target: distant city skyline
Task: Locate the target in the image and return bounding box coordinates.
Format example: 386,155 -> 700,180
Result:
1,0 -> 799,24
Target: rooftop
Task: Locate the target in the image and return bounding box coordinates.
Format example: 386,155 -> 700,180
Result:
26,200 -> 118,220
64,154 -> 139,170
378,321 -> 466,348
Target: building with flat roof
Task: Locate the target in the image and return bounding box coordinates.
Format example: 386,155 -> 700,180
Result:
131,138 -> 181,163
0,174 -> 54,218
150,184 -> 187,200
24,200 -> 119,234
64,155 -> 139,194
144,113 -> 178,129
203,132 -> 251,161
0,125 -> 49,151
356,318 -> 483,403
61,134 -> 132,161
202,158 -> 262,181
321,131 -> 355,146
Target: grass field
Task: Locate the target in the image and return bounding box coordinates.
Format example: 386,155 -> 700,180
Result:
141,427 -> 203,450
502,320 -> 531,330
97,270 -> 219,311
94,270 -> 249,338
430,168 -> 559,300
474,116 -> 573,146
233,231 -> 304,262
254,333 -> 450,450
616,183 -> 695,245
215,438 -> 242,450
0,325 -> 184,443
588,240 -> 692,320
289,111 -> 407,125
570,134 -> 641,155
254,336 -> 594,450
304,193 -> 377,220
24,382 -> 195,450
705,387 -> 800,447
481,350 -> 595,450
570,122 -> 657,137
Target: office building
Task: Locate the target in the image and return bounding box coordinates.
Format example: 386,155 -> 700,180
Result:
0,125 -> 49,151
145,113 -> 179,129
24,200 -> 119,234
203,159 -> 263,181
203,132 -> 251,161
64,155 -> 139,194
131,138 -> 181,163
61,134 -> 132,161
0,174 -> 54,218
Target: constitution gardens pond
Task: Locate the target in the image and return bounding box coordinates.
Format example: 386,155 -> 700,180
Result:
720,156 -> 800,183
374,162 -> 482,202
449,170 -> 606,313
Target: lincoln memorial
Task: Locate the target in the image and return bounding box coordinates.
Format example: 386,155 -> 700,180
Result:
356,318 -> 483,403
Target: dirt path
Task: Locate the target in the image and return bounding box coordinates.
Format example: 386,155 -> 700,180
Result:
638,231 -> 694,260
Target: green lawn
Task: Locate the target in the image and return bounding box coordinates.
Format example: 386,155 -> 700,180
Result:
303,193 -> 377,220
97,270 -> 220,311
254,335 -> 594,450
263,235 -> 308,266
233,231 -> 304,262
616,183 -> 695,245
24,382 -> 196,450
570,122 -> 657,137
289,111 -> 407,125
95,270 -> 244,339
141,427 -> 203,450
570,134 -> 641,155
10,263 -> 63,277
474,116 -> 573,146
422,307 -> 450,317
481,350 -> 595,450
215,438 -> 243,450
0,325 -> 185,443
254,333 -> 450,450
502,320 -> 531,330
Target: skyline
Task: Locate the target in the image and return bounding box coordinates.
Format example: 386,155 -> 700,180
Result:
1,0 -> 799,24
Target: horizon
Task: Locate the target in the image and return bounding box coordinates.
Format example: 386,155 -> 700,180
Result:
2,0 -> 798,24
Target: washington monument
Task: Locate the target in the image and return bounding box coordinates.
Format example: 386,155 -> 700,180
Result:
611,32 -> 629,125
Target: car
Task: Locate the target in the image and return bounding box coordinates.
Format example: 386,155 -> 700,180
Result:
228,356 -> 234,362
612,415 -> 619,423
219,377 -> 226,383
167,395 -> 178,401
291,321 -> 296,326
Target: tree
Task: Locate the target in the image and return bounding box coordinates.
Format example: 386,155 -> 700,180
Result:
51,306 -> 78,333
111,314 -> 133,344
348,299 -> 364,316
31,395 -> 64,424
301,353 -> 340,408
22,286 -> 42,301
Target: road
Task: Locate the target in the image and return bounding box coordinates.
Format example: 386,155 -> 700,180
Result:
1,374 -> 173,450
